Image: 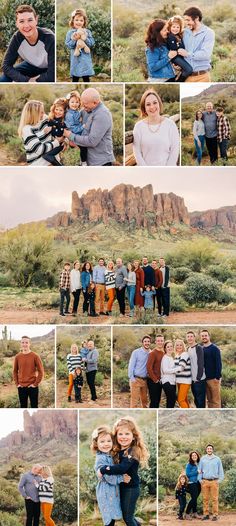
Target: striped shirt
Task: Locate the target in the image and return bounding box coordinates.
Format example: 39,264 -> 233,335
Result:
174,352 -> 192,384
105,269 -> 116,289
67,353 -> 84,373
38,477 -> 54,503
22,117 -> 60,165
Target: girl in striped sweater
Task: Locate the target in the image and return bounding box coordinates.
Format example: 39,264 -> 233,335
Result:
174,339 -> 192,408
67,343 -> 84,402
36,465 -> 55,526
18,100 -> 64,165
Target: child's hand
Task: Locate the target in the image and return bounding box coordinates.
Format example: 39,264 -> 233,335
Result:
168,50 -> 177,59
64,129 -> 71,139
123,474 -> 131,483
97,469 -> 102,479
44,126 -> 52,134
72,33 -> 80,41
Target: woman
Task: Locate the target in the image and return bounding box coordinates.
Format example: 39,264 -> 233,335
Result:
67,343 -> 83,402
37,465 -> 55,526
185,451 -> 201,519
18,100 -> 64,165
145,19 -> 176,82
125,262 -> 136,317
193,110 -> 205,165
104,260 -> 116,315
70,260 -> 82,315
133,89 -> 179,166
133,260 -> 145,315
81,261 -> 92,315
161,340 -> 179,408
174,339 -> 192,408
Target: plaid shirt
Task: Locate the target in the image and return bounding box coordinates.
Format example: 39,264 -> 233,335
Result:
59,269 -> 70,289
217,116 -> 231,142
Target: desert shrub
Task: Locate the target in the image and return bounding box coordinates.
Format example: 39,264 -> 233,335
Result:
0,478 -> 22,511
221,467 -> 236,505
167,238 -> 217,272
158,485 -> 166,502
95,371 -> 104,386
0,272 -> 13,287
158,459 -> 180,488
0,363 -> 13,384
4,392 -> 19,408
221,387 -> 236,408
114,367 -> 129,392
57,361 -> 68,380
170,287 -> 187,312
182,274 -> 221,305
207,264 -> 232,283
217,287 -> 236,305
140,425 -> 157,497
172,267 -> 192,284
221,454 -> 235,471
53,475 -> 77,522
0,511 -> 23,526
39,381 -> 55,408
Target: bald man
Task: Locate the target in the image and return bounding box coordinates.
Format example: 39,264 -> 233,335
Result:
202,102 -> 218,164
64,87 -> 115,166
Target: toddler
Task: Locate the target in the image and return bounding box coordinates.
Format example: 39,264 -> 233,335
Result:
65,9 -> 95,82
167,16 -> 193,82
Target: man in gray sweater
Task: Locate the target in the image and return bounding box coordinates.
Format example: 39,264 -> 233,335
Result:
115,258 -> 127,316
203,102 -> 218,164
18,464 -> 42,526
64,88 -> 115,166
83,339 -> 99,402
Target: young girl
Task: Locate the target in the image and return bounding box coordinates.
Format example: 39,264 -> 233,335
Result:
67,343 -> 84,402
64,90 -> 88,166
65,9 -> 95,82
73,366 -> 84,403
141,285 -> 155,311
18,100 -> 63,166
167,16 -> 193,82
175,473 -> 188,520
37,465 -> 55,526
88,281 -> 96,317
91,425 -> 130,526
43,97 -> 68,166
98,417 -> 149,526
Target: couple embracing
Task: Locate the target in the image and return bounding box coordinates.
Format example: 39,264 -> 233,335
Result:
18,464 -> 55,526
92,416 -> 149,526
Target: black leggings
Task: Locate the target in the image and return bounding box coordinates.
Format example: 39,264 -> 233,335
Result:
72,76 -> 90,82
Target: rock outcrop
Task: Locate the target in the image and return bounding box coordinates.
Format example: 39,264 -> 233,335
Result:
190,206 -> 236,233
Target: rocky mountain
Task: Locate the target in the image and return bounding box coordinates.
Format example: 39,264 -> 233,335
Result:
159,409 -> 236,438
182,83 -> 236,103
0,410 -> 77,464
45,183 -> 236,236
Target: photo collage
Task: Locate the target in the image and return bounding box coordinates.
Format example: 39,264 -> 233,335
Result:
0,0 -> 236,525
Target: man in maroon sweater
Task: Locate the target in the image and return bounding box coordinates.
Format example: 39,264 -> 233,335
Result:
151,260 -> 163,311
13,335 -> 44,408
147,334 -> 164,407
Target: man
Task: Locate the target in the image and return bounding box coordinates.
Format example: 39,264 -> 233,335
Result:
151,260 -> 163,310
64,88 -> 115,166
128,335 -> 151,408
115,258 -> 127,317
186,330 -> 206,408
83,339 -> 99,402
147,334 -> 164,407
18,464 -> 42,526
141,257 -> 155,288
182,6 -> 215,82
93,258 -> 106,316
202,102 -> 218,164
157,258 -> 170,317
0,5 -> 55,82
198,444 -> 224,521
216,107 -> 231,163
13,336 -> 44,408
201,329 -> 222,408
59,261 -> 71,316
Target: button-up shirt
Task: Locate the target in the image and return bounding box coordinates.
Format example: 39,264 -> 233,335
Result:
128,347 -> 149,381
93,265 -> 106,284
183,24 -> 215,72
198,454 -> 224,482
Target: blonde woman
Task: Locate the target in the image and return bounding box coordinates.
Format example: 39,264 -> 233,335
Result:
133,89 -> 179,166
174,339 -> 192,408
18,100 -> 64,165
66,343 -> 84,402
36,465 -> 55,526
104,260 -> 116,315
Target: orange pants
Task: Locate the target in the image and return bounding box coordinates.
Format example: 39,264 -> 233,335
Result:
186,72 -> 211,82
41,503 -> 55,526
177,383 -> 190,408
95,284 -> 105,313
130,378 -> 148,408
68,373 -> 74,396
201,480 -> 219,516
106,288 -> 115,311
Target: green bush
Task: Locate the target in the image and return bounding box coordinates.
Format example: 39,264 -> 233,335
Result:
170,288 -> 187,313
221,386 -> 236,408
53,476 -> 77,522
158,485 -> 166,502
207,264 -> 232,283
0,363 -> 13,384
221,467 -> 236,505
0,511 -> 23,526
172,267 -> 192,284
95,371 -> 104,386
182,274 -> 221,305
114,367 -> 129,392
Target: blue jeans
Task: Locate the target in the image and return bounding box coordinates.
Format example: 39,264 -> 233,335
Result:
120,485 -> 140,526
0,61 -> 47,82
219,139 -> 229,161
127,285 -> 136,310
191,379 -> 206,408
194,135 -> 205,165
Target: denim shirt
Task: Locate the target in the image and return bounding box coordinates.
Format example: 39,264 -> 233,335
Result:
81,270 -> 91,290
65,28 -> 95,77
145,45 -> 175,79
64,109 -> 84,135
183,25 -> 215,72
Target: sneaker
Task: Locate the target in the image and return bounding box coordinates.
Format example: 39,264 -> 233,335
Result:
185,514 -> 192,520
212,518 -> 218,522
60,313 -> 65,316
78,399 -> 83,403
64,311 -> 70,314
100,312 -> 107,315
75,399 -> 79,403
202,517 -> 210,521
81,161 -> 87,166
192,513 -> 201,519
68,396 -> 71,402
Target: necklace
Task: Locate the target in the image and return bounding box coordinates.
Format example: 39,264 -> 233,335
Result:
147,117 -> 163,133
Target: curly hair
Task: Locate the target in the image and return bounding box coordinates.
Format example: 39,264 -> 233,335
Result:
145,19 -> 167,51
188,451 -> 201,464
48,98 -> 68,120
69,8 -> 87,28
112,417 -> 149,468
90,425 -> 113,453
167,15 -> 184,40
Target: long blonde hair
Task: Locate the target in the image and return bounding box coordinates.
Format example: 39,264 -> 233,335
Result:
112,417 -> 149,467
41,465 -> 53,479
18,100 -> 44,137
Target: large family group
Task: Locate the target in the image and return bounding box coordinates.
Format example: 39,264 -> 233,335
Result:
59,257 -> 170,318
128,330 -> 222,409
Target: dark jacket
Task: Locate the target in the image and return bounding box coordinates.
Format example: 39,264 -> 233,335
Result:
167,33 -> 185,51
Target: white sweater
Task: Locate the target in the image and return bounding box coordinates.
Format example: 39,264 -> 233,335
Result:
133,118 -> 179,166
70,269 -> 81,292
161,355 -> 179,385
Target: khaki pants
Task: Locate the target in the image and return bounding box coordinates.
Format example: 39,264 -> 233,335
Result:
206,379 -> 221,408
185,72 -> 211,82
177,383 -> 190,408
201,480 -> 219,516
130,378 -> 148,408
95,284 -> 105,313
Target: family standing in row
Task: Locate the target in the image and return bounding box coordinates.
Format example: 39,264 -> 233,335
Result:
193,103 -> 231,165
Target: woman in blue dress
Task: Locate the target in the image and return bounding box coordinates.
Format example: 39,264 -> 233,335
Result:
65,8 -> 95,82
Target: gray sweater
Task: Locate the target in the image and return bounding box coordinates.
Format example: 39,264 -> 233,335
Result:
69,102 -> 115,166
18,471 -> 41,502
202,111 -> 217,138
85,348 -> 99,372
115,266 -> 128,289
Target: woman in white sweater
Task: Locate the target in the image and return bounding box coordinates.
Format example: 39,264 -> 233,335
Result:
193,110 -> 205,165
161,340 -> 180,408
70,260 -> 82,315
174,339 -> 192,408
133,89 -> 179,166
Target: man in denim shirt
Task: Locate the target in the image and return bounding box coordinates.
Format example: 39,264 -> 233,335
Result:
181,6 -> 215,82
198,444 -> 224,521
18,464 -> 42,526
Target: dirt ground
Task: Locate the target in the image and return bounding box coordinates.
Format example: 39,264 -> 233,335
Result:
159,514 -> 236,525
56,378 -> 111,408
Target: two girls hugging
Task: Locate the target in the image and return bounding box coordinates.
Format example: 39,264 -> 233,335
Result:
65,8 -> 95,82
18,91 -> 87,166
91,417 -> 149,526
